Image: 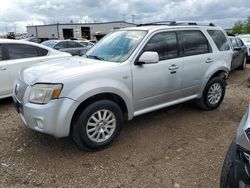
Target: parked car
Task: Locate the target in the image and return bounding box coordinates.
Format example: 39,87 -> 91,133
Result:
0,39 -> 71,99
220,106 -> 250,187
238,35 -> 250,62
41,40 -> 92,56
229,36 -> 247,70
21,37 -> 42,43
13,22 -> 232,150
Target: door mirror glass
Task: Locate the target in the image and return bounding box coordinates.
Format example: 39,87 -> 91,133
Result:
137,51 -> 159,64
233,47 -> 241,51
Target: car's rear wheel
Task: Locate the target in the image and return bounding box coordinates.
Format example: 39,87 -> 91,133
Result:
72,100 -> 123,150
239,55 -> 247,70
196,77 -> 225,110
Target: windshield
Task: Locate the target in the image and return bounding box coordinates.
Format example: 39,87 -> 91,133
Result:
41,40 -> 58,47
86,30 -> 147,62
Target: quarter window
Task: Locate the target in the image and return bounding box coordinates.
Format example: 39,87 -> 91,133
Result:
37,47 -> 49,56
180,30 -> 210,56
207,30 -> 230,51
144,32 -> 178,61
7,44 -> 38,60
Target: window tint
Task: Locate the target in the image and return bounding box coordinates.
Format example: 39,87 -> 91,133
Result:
68,41 -> 82,48
144,32 -> 178,61
54,41 -> 67,49
0,45 -> 2,61
7,44 -> 38,60
230,38 -> 239,48
236,38 -> 244,47
207,30 -> 230,51
180,30 -> 209,56
37,47 -> 48,56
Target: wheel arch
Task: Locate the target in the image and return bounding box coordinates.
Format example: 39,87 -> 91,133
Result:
70,92 -> 129,135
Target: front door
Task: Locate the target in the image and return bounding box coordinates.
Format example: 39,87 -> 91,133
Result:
132,31 -> 182,112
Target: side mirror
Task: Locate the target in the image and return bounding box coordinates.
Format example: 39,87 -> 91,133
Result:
233,47 -> 241,51
137,51 -> 159,65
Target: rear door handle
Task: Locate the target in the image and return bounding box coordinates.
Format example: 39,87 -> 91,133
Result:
205,58 -> 214,63
168,64 -> 179,70
0,67 -> 6,71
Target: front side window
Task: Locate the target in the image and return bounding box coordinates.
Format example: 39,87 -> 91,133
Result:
230,38 -> 239,49
143,32 -> 178,61
236,38 -> 244,47
181,30 -> 210,56
207,30 -> 230,51
86,30 -> 147,62
54,41 -> 67,49
7,44 -> 38,60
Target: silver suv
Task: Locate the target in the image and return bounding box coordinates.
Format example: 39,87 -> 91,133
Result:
13,22 -> 233,150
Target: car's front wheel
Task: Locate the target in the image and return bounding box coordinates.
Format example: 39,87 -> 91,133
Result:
72,100 -> 123,150
196,77 -> 226,110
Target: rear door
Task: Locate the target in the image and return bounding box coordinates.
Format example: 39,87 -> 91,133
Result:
0,44 -> 12,97
178,30 -> 213,97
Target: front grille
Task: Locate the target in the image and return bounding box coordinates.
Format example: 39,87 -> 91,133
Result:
15,80 -> 28,103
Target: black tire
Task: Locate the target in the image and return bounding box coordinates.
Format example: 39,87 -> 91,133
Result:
220,140 -> 236,188
239,55 -> 247,70
196,77 -> 225,110
72,100 -> 124,151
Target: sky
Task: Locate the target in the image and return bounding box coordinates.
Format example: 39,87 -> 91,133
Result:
0,0 -> 250,34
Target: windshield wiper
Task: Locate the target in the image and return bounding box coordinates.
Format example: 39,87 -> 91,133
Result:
86,54 -> 104,60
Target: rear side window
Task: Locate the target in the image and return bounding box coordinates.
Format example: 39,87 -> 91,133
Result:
7,44 -> 39,60
67,41 -> 82,48
207,30 -> 230,51
180,30 -> 210,56
37,47 -> 49,56
144,32 -> 178,60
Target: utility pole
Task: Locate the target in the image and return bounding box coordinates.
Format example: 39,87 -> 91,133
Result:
131,14 -> 135,23
13,24 -> 17,34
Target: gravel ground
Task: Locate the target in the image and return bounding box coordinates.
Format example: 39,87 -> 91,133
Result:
0,66 -> 250,188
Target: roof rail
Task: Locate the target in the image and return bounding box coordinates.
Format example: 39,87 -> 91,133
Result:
137,21 -> 216,27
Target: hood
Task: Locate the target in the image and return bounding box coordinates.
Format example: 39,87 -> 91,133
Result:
20,56 -> 118,85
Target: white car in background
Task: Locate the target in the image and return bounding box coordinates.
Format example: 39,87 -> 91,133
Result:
238,35 -> 250,62
0,39 -> 71,99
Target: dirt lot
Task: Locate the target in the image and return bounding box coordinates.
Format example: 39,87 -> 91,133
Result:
0,66 -> 250,188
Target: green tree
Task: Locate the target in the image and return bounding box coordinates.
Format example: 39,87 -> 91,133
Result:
243,16 -> 250,34
232,21 -> 244,34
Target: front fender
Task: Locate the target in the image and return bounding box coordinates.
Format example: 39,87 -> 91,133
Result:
64,78 -> 134,120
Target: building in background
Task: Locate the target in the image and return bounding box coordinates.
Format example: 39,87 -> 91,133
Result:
26,21 -> 136,41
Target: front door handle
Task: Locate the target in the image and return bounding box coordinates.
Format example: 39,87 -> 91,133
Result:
205,58 -> 214,63
168,64 -> 179,70
0,67 -> 6,71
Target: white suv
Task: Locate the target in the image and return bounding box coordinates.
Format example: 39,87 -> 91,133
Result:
13,22 -> 233,150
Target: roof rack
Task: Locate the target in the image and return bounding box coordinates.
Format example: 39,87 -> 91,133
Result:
137,21 -> 215,27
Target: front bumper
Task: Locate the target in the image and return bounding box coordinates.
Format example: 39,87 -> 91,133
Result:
13,94 -> 79,138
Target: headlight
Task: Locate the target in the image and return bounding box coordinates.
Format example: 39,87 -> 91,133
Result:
29,84 -> 63,104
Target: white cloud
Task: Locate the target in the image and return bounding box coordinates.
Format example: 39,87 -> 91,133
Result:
0,0 -> 250,34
